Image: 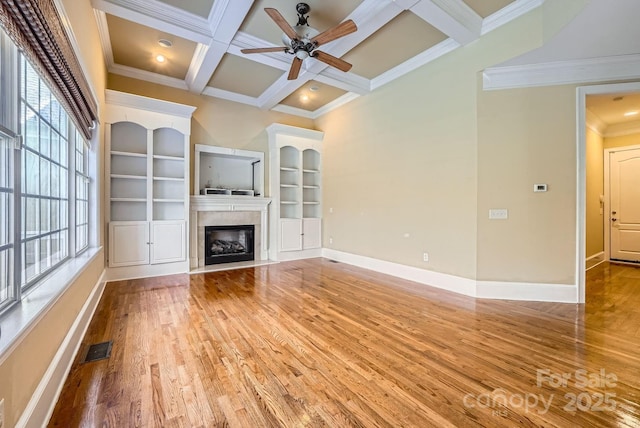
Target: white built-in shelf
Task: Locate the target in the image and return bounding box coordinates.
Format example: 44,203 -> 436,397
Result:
111,198 -> 146,202
111,174 -> 146,180
153,176 -> 184,181
153,154 -> 183,161
303,185 -> 319,189
111,151 -> 147,158
281,184 -> 297,188
303,169 -> 319,173
281,167 -> 298,172
153,199 -> 183,203
303,202 -> 320,205
281,201 -> 298,205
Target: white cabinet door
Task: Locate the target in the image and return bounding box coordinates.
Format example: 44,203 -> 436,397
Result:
151,221 -> 186,264
280,219 -> 302,252
302,218 -> 321,249
109,222 -> 149,267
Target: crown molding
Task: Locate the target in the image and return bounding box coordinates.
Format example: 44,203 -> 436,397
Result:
371,38 -> 460,90
105,89 -> 196,117
315,68 -> 371,95
93,10 -> 114,70
91,0 -> 212,44
603,120 -> 640,138
271,92 -> 361,120
585,109 -> 606,136
109,63 -> 188,91
312,92 -> 361,119
483,54 -> 640,90
481,0 -> 544,35
266,123 -> 324,140
202,87 -> 260,108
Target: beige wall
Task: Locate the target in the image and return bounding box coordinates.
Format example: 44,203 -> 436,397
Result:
476,84 -> 578,284
585,127 -> 604,258
0,0 -> 107,425
604,132 -> 640,150
316,7 -> 551,279
107,74 -> 315,195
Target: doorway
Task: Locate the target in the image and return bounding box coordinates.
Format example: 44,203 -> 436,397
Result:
578,82 -> 640,302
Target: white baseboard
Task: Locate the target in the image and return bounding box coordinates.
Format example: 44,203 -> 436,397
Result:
16,270 -> 107,428
276,248 -> 323,262
322,249 -> 578,303
586,251 -> 605,262
105,260 -> 189,282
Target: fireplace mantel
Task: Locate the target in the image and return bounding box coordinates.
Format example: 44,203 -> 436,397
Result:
189,195 -> 271,268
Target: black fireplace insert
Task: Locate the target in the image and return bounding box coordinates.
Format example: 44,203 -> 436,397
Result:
204,225 -> 255,265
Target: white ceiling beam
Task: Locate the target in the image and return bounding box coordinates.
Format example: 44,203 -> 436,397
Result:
94,10 -> 115,69
315,68 -> 371,95
185,0 -> 255,94
228,32 -> 291,71
109,63 -> 189,90
410,0 -> 482,45
202,87 -> 260,108
90,0 -> 212,44
481,0 -> 544,35
258,73 -> 315,110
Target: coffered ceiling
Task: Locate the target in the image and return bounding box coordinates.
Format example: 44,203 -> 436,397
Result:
91,0 -> 542,118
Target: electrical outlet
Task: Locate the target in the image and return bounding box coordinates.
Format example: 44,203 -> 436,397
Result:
0,398 -> 5,428
489,209 -> 508,220
423,253 -> 429,262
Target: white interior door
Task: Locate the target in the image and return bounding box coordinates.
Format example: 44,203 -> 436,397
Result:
610,148 -> 640,262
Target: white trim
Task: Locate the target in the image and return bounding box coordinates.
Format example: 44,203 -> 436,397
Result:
105,261 -> 188,282
93,10 -> 114,70
15,269 -> 106,428
603,120 -> 640,138
266,123 -> 324,140
271,104 -> 315,119
585,109 -> 606,136
475,281 -> 577,303
105,89 -> 196,118
371,38 -> 460,90
410,0 -> 481,45
484,54 -> 640,91
108,63 -> 189,91
586,251 -> 605,262
322,249 -> 577,302
314,68 -> 371,95
481,0 -> 544,35
312,93 -> 362,118
90,0 -> 212,44
201,87 -> 261,108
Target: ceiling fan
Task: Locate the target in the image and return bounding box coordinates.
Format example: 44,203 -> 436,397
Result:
241,2 -> 357,80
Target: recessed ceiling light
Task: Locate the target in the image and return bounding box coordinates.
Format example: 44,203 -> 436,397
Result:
624,111 -> 638,117
156,54 -> 166,63
300,94 -> 309,102
309,85 -> 320,92
158,39 -> 173,48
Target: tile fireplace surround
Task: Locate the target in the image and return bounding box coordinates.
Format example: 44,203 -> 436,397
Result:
190,196 -> 271,268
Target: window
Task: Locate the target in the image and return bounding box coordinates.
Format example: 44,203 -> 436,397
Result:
0,30 -> 93,314
75,130 -> 89,252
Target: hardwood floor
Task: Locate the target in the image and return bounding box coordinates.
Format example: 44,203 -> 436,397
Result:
49,260 -> 640,427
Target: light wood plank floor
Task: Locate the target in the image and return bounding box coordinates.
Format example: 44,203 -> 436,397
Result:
49,260 -> 640,427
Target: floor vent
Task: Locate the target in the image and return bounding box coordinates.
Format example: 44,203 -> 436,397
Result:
83,341 -> 113,363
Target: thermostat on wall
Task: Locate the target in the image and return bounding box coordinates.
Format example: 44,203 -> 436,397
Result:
534,184 -> 548,192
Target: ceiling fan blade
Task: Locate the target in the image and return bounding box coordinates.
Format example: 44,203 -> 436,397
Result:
312,51 -> 352,72
288,57 -> 303,80
310,20 -> 357,47
265,8 -> 299,41
241,47 -> 287,54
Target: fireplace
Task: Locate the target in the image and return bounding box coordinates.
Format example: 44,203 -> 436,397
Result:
204,225 -> 255,265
